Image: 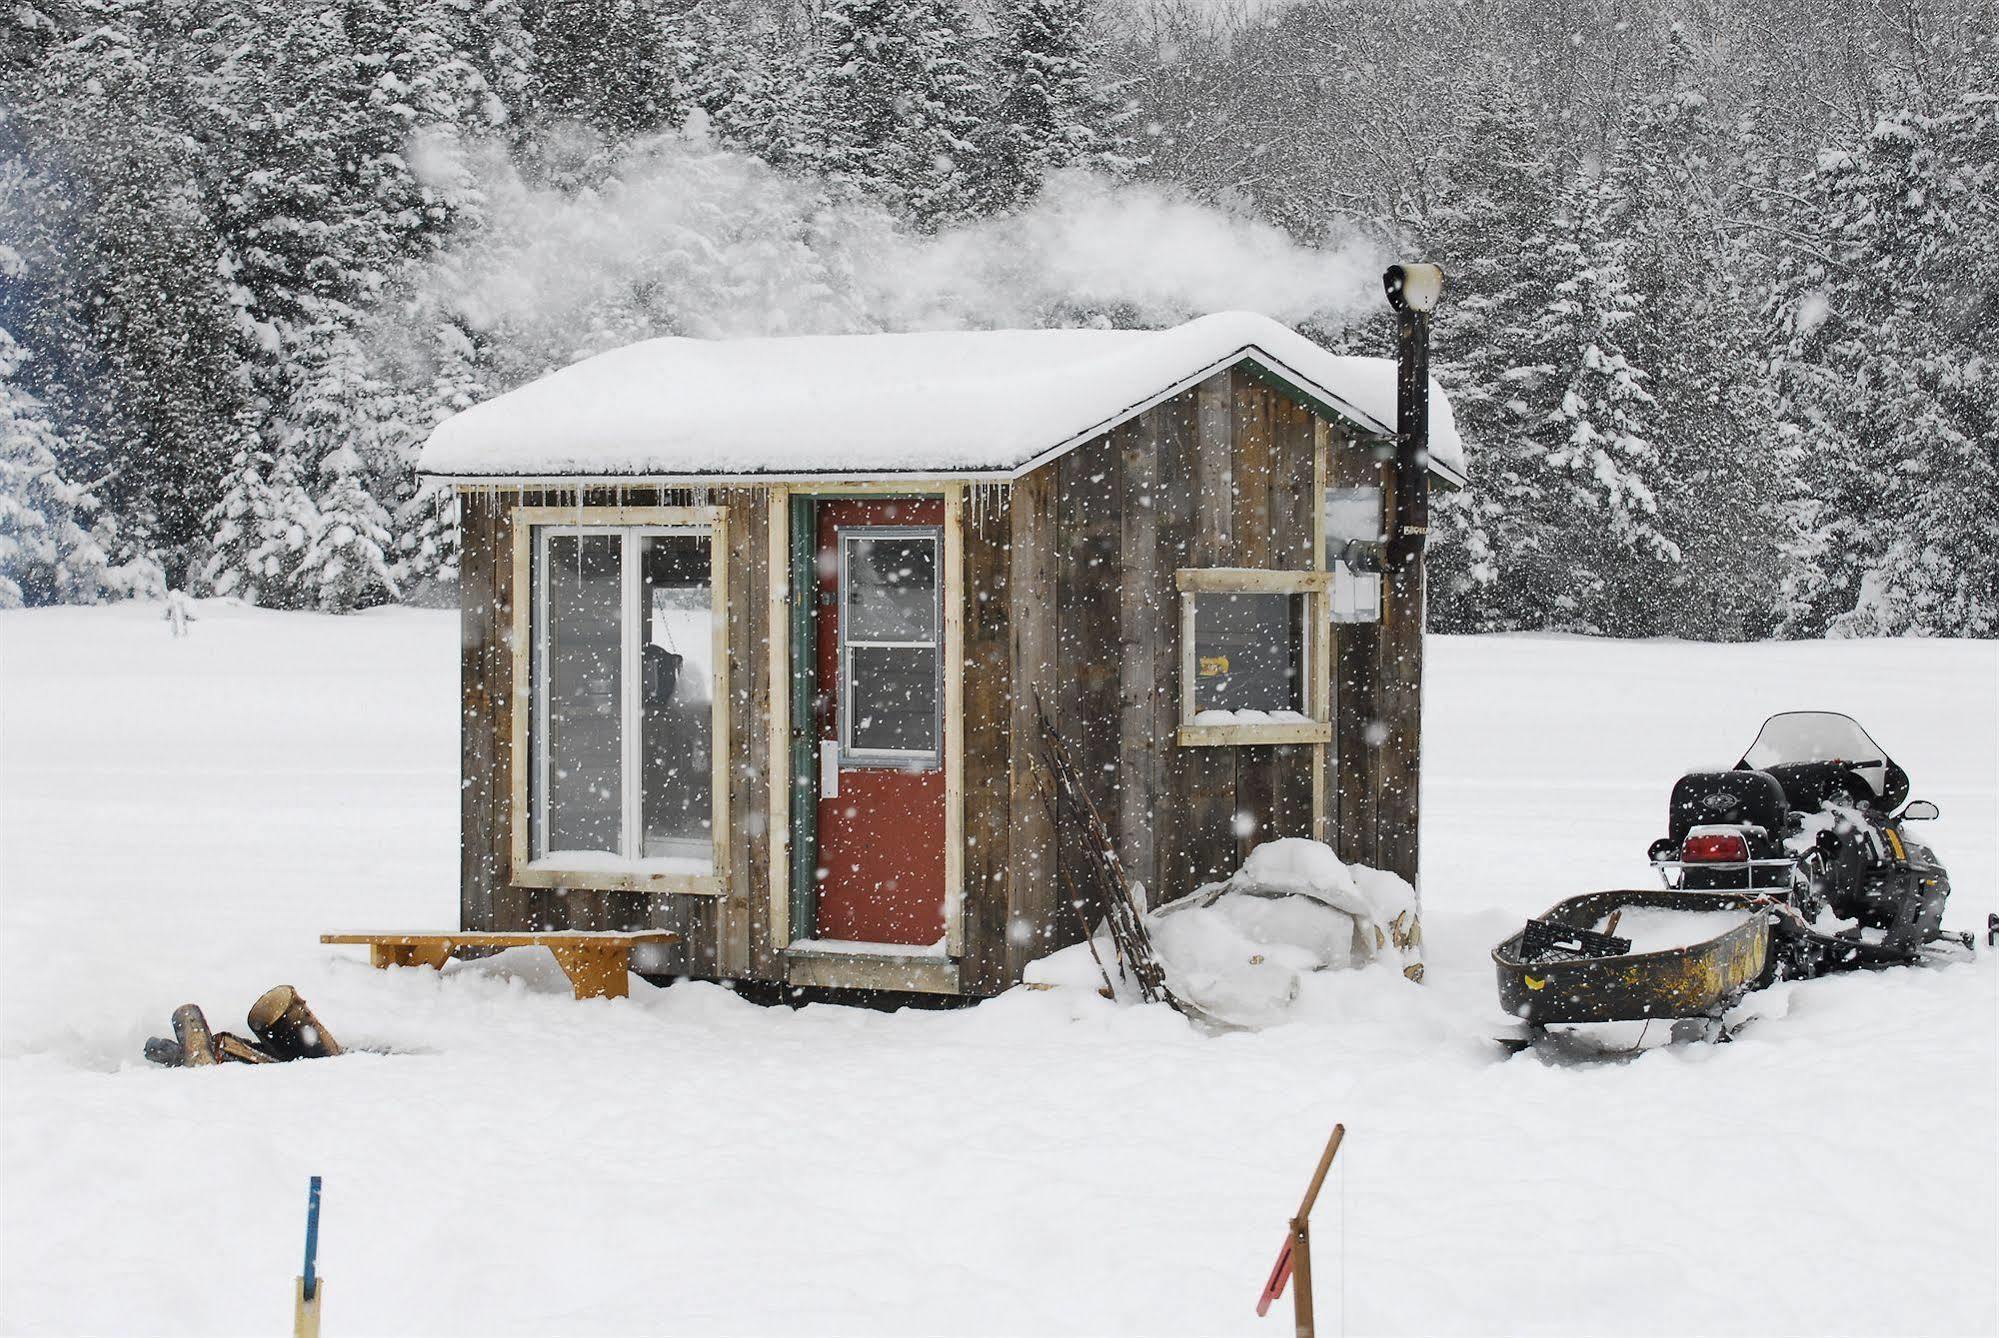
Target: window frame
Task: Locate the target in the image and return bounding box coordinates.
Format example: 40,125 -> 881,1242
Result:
837,524 -> 945,767
1175,567 -> 1333,748
509,505 -> 730,895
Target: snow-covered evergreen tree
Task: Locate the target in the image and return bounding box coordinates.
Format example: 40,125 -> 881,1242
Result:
1518,167 -> 1678,633
1771,60 -> 1999,636
804,0 -> 990,229
282,317 -> 402,611
1613,32 -> 1786,639
388,319 -> 484,595
978,0 -> 1137,211
678,3 -> 814,168
353,0 -> 501,234
1427,108 -> 1676,636
302,443 -> 400,613
1420,92 -> 1565,633
0,320 -> 159,607
513,0 -> 680,186
7,1 -> 249,589
197,2 -> 422,610
202,434 -> 317,607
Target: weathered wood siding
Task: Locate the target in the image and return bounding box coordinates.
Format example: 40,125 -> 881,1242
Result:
1326,438 -> 1422,888
1048,369 -> 1320,908
1015,365 -> 1421,934
961,489 -> 1016,995
1002,469 -> 1062,985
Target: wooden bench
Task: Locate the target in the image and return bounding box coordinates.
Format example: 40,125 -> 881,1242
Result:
320,931 -> 680,1000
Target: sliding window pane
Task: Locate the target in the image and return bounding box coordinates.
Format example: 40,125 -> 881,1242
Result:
538,532 -> 623,857
846,535 -> 938,642
850,645 -> 939,755
639,533 -> 714,870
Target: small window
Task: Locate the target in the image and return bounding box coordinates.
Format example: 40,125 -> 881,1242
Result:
1176,569 -> 1331,747
841,528 -> 942,764
521,514 -> 726,888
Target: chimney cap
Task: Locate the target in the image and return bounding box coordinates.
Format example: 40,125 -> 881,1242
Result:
1383,263 -> 1445,313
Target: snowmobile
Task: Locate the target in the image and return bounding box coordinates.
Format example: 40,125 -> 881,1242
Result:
1493,712 -> 1979,1048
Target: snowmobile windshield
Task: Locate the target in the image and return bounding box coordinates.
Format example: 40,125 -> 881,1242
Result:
1739,712 -> 1901,802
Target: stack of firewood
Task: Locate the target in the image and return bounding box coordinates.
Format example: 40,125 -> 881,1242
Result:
143,986 -> 342,1067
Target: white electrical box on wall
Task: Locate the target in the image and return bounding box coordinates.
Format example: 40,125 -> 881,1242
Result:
1330,567 -> 1383,622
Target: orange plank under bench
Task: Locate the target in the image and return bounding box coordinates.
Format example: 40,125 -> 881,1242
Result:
320,931 -> 680,1000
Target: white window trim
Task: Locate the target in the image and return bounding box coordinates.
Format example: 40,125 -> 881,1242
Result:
509,505 -> 730,895
838,524 -> 944,768
1175,567 -> 1333,748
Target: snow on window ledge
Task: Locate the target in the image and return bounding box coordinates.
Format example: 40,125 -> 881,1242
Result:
517,851 -> 720,891
1192,708 -> 1314,726
788,937 -> 951,959
530,851 -> 716,877
1177,712 -> 1332,748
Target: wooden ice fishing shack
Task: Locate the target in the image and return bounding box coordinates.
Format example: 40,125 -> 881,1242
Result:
421,310 -> 1465,998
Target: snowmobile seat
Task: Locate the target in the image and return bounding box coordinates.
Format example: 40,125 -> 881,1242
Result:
1668,769 -> 1789,845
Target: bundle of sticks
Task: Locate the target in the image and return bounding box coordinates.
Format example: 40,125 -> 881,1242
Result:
1036,709 -> 1179,1012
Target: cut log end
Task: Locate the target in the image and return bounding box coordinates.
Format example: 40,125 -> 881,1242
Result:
142,1037 -> 185,1067
248,986 -> 343,1059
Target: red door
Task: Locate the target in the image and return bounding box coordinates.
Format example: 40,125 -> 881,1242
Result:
811,499 -> 947,946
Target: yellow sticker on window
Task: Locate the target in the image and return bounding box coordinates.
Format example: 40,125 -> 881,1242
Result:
1199,655 -> 1230,676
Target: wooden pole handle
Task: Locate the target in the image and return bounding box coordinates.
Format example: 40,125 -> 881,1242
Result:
1295,1124 -> 1345,1222
1290,1219 -> 1314,1338
293,1276 -> 323,1338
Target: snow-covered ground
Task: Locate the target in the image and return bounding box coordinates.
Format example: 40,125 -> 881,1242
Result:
2,603 -> 1993,1337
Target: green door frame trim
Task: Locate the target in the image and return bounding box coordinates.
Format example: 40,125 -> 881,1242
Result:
786,494 -> 819,944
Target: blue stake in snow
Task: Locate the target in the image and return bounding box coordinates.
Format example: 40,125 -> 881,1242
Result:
302,1176 -> 322,1300
294,1175 -> 326,1338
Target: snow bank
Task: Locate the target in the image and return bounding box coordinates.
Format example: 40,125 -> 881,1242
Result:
1027,838 -> 1422,1029
417,311 -> 1467,484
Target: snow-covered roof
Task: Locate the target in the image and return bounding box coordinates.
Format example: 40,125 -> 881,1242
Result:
418,311 -> 1467,487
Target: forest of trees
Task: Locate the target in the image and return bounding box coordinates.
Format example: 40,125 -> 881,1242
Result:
2,0 -> 1993,636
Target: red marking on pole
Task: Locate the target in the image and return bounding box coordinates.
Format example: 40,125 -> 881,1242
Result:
1255,1231 -> 1295,1317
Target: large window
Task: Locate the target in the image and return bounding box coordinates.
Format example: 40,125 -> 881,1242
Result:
1176,569 -> 1331,747
841,528 -> 942,764
517,512 -> 727,890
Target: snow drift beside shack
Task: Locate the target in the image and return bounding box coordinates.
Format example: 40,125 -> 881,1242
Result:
1029,839 -> 1423,1029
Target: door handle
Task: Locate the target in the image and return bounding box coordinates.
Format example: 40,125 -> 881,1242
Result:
820,739 -> 840,800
